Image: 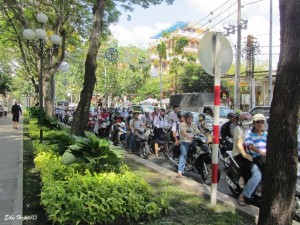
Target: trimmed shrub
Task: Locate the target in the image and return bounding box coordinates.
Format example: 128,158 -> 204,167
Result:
35,152 -> 169,225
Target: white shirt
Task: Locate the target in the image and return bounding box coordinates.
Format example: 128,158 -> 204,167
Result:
153,115 -> 169,128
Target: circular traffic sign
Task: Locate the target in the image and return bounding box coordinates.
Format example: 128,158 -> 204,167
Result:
198,32 -> 233,76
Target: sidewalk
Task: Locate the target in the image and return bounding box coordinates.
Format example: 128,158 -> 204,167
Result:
0,115 -> 23,225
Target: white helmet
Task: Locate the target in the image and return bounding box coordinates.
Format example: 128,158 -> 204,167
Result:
253,114 -> 266,122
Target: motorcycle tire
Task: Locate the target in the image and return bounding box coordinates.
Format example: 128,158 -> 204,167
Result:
139,144 -> 150,159
229,186 -> 242,198
166,142 -> 175,160
197,156 -> 221,184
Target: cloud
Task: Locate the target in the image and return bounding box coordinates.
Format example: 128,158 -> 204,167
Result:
110,22 -> 170,48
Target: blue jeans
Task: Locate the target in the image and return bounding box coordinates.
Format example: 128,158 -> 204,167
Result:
178,142 -> 193,174
128,132 -> 136,151
242,163 -> 262,198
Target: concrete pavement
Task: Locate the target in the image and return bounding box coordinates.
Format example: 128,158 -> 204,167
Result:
0,115 -> 23,225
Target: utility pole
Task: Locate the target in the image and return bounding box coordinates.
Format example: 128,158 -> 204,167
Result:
235,0 -> 242,110
245,35 -> 259,109
268,0 -> 273,105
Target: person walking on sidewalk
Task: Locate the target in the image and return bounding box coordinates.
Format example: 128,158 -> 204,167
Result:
11,102 -> 22,129
3,106 -> 8,117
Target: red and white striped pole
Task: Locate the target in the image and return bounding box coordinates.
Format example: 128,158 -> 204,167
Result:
211,32 -> 221,206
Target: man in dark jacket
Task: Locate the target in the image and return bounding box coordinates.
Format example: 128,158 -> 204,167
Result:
220,112 -> 236,150
11,102 -> 22,129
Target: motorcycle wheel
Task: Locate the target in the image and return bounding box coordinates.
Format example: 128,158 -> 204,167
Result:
293,195 -> 300,222
165,142 -> 175,160
229,186 -> 241,198
139,144 -> 149,159
197,156 -> 221,184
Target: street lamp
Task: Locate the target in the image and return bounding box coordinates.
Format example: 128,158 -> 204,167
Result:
23,12 -> 62,143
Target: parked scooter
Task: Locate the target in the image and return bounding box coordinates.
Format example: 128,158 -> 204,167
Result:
167,134 -> 221,184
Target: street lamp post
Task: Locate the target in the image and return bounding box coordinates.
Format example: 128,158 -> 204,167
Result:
23,12 -> 61,143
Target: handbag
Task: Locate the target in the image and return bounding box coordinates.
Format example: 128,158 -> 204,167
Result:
253,155 -> 266,174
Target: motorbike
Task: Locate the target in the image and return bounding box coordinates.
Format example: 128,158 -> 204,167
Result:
167,134 -> 221,184
225,151 -> 300,221
219,137 -> 233,168
110,122 -> 126,146
98,118 -> 110,138
133,127 -> 150,159
149,126 -> 173,157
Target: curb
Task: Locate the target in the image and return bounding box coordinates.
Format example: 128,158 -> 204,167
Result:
124,152 -> 300,225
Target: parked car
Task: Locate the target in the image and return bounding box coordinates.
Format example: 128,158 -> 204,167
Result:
249,106 -> 270,117
130,105 -> 155,114
198,105 -> 233,126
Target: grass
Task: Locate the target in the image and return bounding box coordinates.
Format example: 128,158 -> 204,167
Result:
125,159 -> 255,225
22,117 -> 255,225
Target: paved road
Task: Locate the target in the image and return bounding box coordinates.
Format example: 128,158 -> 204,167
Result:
0,115 -> 23,225
130,147 -> 300,198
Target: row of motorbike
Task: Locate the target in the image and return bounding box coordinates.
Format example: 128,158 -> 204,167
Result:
116,123 -> 300,221
109,121 -> 221,185
54,107 -> 75,125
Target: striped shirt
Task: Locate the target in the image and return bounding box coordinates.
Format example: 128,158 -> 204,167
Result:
245,130 -> 267,158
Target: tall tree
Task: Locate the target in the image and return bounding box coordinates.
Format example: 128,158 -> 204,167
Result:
0,73 -> 12,96
179,63 -> 214,93
258,1 -> 300,224
71,0 -> 174,136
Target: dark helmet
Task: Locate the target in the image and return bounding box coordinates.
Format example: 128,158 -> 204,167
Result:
198,113 -> 206,120
177,110 -> 185,119
227,112 -> 235,119
184,112 -> 193,118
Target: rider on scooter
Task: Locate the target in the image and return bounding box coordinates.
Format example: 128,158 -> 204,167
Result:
221,112 -> 236,150
237,113 -> 267,206
177,112 -> 202,178
232,112 -> 253,197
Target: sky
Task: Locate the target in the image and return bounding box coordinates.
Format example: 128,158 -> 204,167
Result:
110,0 -> 280,69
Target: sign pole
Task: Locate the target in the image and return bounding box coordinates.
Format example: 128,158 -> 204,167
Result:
197,31 -> 232,206
211,32 -> 221,206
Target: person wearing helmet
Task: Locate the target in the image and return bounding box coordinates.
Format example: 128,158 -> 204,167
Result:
177,112 -> 201,178
220,112 -> 236,150
127,111 -> 147,154
231,112 -> 253,205
124,110 -> 134,150
153,108 -> 170,157
171,111 -> 185,160
237,113 -> 267,206
196,113 -> 212,143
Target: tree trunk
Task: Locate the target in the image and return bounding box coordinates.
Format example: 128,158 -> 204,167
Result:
70,0 -> 106,136
44,72 -> 55,117
258,1 -> 300,224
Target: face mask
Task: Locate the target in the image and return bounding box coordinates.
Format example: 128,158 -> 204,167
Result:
129,114 -> 133,117
241,122 -> 251,129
